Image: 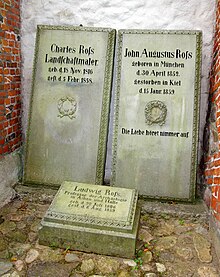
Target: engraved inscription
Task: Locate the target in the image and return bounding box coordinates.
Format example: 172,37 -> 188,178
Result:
45,182 -> 138,229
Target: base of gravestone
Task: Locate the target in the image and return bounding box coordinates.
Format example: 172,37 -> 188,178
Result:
38,181 -> 140,258
39,208 -> 140,258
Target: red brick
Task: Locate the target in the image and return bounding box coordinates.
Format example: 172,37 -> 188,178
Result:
0,0 -> 22,155
206,177 -> 213,185
10,33 -> 16,40
4,68 -> 9,75
3,144 -> 9,153
8,90 -> 17,96
214,177 -> 220,184
3,47 -> 11,53
1,129 -> 7,137
205,168 -> 215,176
214,152 -> 220,160
2,39 -> 8,47
9,118 -> 18,126
7,126 -> 13,134
4,98 -> 11,105
216,203 -> 220,213
12,48 -> 18,54
213,212 -> 220,221
211,198 -> 218,211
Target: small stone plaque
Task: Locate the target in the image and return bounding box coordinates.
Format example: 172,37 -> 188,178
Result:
39,182 -> 140,258
24,25 -> 115,186
112,30 -> 202,201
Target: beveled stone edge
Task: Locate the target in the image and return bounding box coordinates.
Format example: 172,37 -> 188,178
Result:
44,182 -> 138,230
40,206 -> 141,239
44,193 -> 138,230
111,29 -> 202,202
23,25 -> 116,187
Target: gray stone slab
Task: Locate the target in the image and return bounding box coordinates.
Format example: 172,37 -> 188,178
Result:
39,181 -> 140,258
24,25 -> 115,187
112,29 -> 202,201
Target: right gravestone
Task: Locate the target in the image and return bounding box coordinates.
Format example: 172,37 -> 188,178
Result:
111,30 -> 202,201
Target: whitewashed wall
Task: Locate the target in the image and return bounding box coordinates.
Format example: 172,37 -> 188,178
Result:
21,0 -> 216,179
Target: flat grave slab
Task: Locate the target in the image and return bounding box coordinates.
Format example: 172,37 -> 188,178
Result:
112,29 -> 202,201
24,25 -> 115,187
39,181 -> 140,258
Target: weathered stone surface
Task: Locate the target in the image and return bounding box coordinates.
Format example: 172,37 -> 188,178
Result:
155,236 -> 177,250
111,30 -> 202,201
25,249 -> 39,264
156,263 -> 166,273
118,270 -> 131,277
138,228 -> 153,242
2,271 -> 20,277
7,230 -> 27,243
167,261 -> 194,277
80,259 -> 95,273
198,266 -> 219,277
39,182 -> 139,258
6,271 -> 20,277
123,259 -> 136,267
141,264 -> 154,272
38,247 -> 63,263
96,257 -> 120,274
0,235 -> 7,251
176,247 -> 193,260
30,219 -> 41,232
177,234 -> 193,245
9,243 -> 31,257
174,225 -> 193,235
159,251 -> 175,262
0,221 -> 16,234
14,259 -> 24,272
154,222 -> 175,236
24,26 -> 115,187
142,251 -> 153,264
0,261 -> 13,275
64,253 -> 81,266
8,213 -> 25,222
144,273 -> 157,277
193,233 -> 212,263
195,226 -> 209,236
16,221 -> 27,230
27,262 -> 73,277
28,232 -> 38,242
0,185 -> 220,277
0,250 -> 9,259
145,218 -> 158,228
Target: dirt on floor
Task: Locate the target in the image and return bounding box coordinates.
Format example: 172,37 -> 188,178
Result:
0,185 -> 219,277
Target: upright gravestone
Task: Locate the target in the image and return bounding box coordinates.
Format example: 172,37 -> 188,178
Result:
112,30 -> 202,201
24,25 -> 115,186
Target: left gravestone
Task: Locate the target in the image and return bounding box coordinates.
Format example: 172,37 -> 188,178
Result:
24,25 -> 115,186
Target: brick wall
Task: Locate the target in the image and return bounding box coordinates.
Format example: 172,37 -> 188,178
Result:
204,0 -> 220,223
0,0 -> 22,156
